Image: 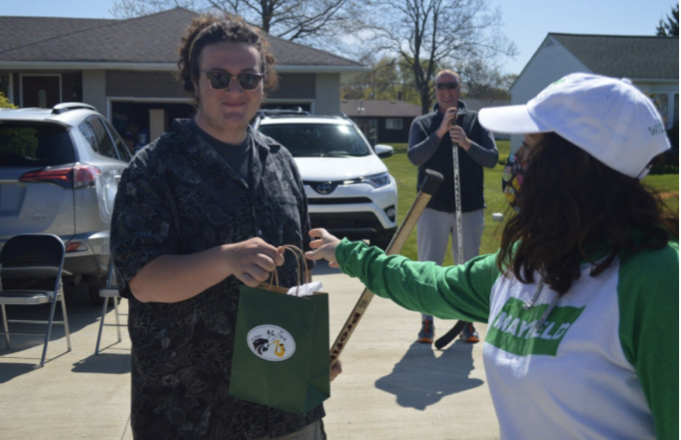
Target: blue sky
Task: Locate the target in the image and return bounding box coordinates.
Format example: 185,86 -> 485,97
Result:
3,0 -> 677,75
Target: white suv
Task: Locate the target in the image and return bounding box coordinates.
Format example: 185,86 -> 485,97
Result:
255,113 -> 398,248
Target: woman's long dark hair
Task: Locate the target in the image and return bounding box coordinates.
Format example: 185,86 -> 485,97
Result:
497,133 -> 678,295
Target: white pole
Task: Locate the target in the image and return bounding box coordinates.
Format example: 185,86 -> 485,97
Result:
451,119 -> 465,265
434,111 -> 467,349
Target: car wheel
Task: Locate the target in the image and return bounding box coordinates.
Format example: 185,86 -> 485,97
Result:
87,278 -> 122,307
86,276 -> 107,306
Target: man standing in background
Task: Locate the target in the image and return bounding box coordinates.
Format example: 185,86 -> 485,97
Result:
407,70 -> 498,344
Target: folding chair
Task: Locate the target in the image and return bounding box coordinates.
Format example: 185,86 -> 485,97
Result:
94,258 -> 123,355
0,234 -> 72,367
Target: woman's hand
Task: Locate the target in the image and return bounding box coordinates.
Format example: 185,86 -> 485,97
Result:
305,228 -> 342,268
330,358 -> 343,382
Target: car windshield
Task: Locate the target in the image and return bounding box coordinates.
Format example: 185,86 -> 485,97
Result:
258,123 -> 371,157
0,122 -> 75,167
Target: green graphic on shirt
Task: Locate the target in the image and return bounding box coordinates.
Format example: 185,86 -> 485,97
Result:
486,297 -> 584,356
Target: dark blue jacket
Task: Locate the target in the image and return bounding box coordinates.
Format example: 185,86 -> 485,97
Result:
408,101 -> 498,212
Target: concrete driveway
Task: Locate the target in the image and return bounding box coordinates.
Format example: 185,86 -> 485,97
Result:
0,262 -> 499,440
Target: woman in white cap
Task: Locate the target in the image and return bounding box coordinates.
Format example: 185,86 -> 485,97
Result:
303,73 -> 678,439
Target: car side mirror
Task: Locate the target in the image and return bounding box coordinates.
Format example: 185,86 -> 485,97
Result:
374,144 -> 394,159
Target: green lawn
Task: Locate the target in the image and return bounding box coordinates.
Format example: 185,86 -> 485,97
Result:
382,141 -> 678,265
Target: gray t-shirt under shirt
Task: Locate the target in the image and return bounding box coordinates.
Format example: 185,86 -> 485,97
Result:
188,118 -> 252,183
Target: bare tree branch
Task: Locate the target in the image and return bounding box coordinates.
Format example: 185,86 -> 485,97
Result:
110,0 -> 201,18
109,0 -> 367,55
360,0 -> 517,113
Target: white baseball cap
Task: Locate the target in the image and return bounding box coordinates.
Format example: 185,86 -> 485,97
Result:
479,73 -> 671,178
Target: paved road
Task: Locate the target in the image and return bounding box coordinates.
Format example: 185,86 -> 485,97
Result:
0,262 -> 499,440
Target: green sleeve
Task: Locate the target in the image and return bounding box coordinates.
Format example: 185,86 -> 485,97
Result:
618,241 -> 679,440
336,238 -> 501,323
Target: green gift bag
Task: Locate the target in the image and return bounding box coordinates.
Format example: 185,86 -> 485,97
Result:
228,246 -> 330,415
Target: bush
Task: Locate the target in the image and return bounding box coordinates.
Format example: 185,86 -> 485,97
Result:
649,163 -> 679,175
0,92 -> 16,109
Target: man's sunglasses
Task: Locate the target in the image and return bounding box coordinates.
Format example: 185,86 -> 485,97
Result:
201,71 -> 264,91
435,82 -> 459,90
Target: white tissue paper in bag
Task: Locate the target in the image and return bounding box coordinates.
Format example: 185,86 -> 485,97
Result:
287,281 -> 323,297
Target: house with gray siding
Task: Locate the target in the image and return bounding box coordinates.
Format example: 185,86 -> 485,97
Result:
0,8 -> 366,147
461,98 -> 511,140
509,33 -> 678,151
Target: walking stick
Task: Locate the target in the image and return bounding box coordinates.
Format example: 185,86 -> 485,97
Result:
451,113 -> 465,266
434,319 -> 468,349
434,110 -> 468,349
330,169 -> 444,364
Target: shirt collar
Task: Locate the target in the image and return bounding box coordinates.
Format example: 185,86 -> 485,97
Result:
433,99 -> 467,115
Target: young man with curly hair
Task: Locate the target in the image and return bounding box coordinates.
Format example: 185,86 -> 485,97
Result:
111,14 -> 336,440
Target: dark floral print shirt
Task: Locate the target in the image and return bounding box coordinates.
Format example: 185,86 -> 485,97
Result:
111,119 -> 324,440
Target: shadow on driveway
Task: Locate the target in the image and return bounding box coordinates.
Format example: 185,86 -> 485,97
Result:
310,259 -> 343,276
72,352 -> 131,375
0,282 -> 123,380
374,340 -> 484,410
0,362 -> 39,383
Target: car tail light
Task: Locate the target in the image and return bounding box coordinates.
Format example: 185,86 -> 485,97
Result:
20,163 -> 100,189
65,242 -> 89,252
72,164 -> 101,189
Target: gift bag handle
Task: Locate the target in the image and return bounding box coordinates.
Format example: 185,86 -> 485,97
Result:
261,245 -> 311,295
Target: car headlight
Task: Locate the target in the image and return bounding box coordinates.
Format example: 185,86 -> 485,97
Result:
361,172 -> 391,188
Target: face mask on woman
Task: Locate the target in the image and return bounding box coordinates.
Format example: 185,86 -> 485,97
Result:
501,142 -> 532,212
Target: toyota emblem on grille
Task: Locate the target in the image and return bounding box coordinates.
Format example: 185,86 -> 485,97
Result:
315,181 -> 337,194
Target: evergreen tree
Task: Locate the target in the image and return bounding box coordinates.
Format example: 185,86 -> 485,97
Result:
656,3 -> 679,36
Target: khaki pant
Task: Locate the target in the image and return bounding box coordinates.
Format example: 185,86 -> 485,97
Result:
417,208 -> 484,321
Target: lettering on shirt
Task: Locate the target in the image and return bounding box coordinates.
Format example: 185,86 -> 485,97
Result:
487,297 -> 584,356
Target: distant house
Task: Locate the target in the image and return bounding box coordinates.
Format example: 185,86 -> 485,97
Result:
462,98 -> 511,140
462,98 -> 511,113
510,33 -> 679,150
0,8 -> 366,145
341,99 -> 422,145
341,98 -> 512,144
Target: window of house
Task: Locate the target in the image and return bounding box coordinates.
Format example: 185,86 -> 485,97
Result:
386,118 -> 403,130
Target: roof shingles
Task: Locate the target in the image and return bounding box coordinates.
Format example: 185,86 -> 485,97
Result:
0,8 -> 363,67
551,33 -> 679,79
0,16 -> 115,53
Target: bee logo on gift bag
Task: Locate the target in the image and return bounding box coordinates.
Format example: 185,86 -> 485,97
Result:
248,325 -> 296,361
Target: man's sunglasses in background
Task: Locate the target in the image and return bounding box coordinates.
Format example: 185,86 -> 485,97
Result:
202,71 -> 264,91
435,82 -> 459,90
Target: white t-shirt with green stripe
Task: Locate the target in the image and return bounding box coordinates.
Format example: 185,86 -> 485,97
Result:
337,239 -> 678,440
